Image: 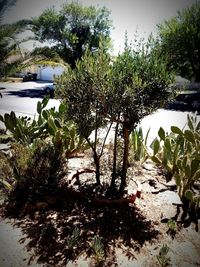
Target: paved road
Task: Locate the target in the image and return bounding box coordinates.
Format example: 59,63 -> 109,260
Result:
0,81 -> 59,118
0,81 -> 199,146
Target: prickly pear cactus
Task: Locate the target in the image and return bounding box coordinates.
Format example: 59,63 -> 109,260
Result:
0,97 -> 89,157
151,114 -> 200,206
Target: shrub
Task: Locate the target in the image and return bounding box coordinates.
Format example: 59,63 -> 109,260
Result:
151,114 -> 200,211
3,139 -> 65,214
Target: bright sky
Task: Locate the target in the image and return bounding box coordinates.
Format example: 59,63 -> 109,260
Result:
2,0 -> 198,54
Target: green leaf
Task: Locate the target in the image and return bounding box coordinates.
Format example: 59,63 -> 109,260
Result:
70,127 -> 76,139
171,126 -> 183,135
10,111 -> 17,126
182,156 -> 187,169
184,130 -> 195,143
153,139 -> 160,155
42,96 -> 49,108
47,125 -> 55,136
38,115 -> 43,126
48,118 -> 57,134
59,102 -> 66,113
54,118 -> 62,128
184,164 -> 191,178
4,113 -> 15,131
191,159 -> 199,177
144,127 -> 151,146
37,101 -> 42,114
175,173 -> 181,186
185,190 -> 193,201
0,179 -> 12,191
176,159 -> 182,171
42,110 -> 49,120
158,127 -> 165,140
151,155 -> 161,164
164,138 -> 171,151
187,115 -> 194,131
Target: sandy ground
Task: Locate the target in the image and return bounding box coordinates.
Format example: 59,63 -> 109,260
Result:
0,159 -> 199,267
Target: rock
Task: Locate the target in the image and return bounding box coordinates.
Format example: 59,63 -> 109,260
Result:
142,163 -> 154,171
157,190 -> 182,205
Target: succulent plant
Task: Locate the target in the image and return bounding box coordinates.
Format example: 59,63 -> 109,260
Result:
151,114 -> 200,208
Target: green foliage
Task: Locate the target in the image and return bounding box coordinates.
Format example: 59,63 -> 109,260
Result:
109,37 -> 174,128
0,20 -> 31,77
0,97 -> 89,157
156,244 -> 170,267
58,37 -> 174,190
0,152 -> 13,192
167,219 -> 177,234
157,2 -> 200,81
66,227 -> 80,250
151,114 -> 200,205
31,2 -> 112,67
90,235 -> 105,263
129,127 -> 150,163
5,139 -> 64,206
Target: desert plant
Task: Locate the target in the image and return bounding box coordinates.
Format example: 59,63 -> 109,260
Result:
0,151 -> 13,192
156,244 -> 170,267
151,114 -> 200,210
66,227 -> 80,250
90,235 -> 105,264
129,127 -> 150,163
167,219 -> 177,238
2,139 -> 65,212
0,97 -> 89,157
167,219 -> 177,232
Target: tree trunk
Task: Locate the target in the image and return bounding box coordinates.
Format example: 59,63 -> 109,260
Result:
94,152 -> 101,185
120,127 -> 130,193
110,122 -> 119,189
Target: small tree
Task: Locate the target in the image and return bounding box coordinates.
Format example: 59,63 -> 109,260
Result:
105,39 -> 175,191
57,37 -> 174,193
56,45 -> 112,184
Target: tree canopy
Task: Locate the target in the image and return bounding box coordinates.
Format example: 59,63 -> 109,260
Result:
31,2 -> 112,68
157,2 -> 200,82
56,38 -> 174,192
0,20 -> 31,77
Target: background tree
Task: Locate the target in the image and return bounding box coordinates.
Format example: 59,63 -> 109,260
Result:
0,0 -> 17,22
0,20 -> 30,77
31,2 -> 112,68
157,2 -> 200,82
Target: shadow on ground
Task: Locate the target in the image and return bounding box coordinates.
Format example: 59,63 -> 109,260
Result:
165,104 -> 200,115
14,201 -> 159,267
6,88 -> 51,99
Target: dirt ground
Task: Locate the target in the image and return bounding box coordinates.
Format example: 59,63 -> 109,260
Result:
0,152 -> 200,267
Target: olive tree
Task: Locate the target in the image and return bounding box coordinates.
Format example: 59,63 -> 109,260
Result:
56,45 -> 112,184
107,41 -> 175,191
57,38 -> 174,193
